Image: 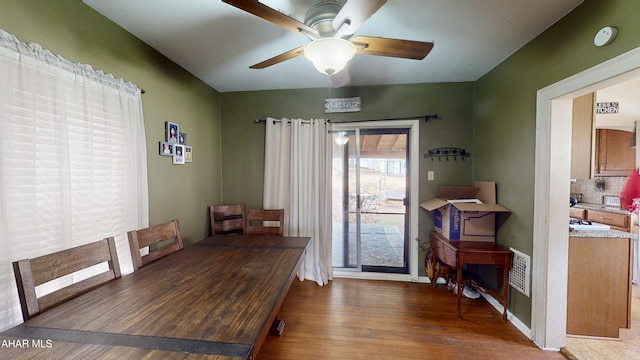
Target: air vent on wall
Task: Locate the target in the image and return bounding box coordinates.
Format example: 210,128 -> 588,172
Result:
509,247 -> 530,297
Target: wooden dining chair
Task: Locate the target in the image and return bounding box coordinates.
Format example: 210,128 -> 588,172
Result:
127,219 -> 183,271
12,237 -> 121,321
245,208 -> 285,236
210,204 -> 245,235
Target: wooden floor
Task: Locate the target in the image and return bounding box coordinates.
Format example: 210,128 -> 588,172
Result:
258,278 -> 566,360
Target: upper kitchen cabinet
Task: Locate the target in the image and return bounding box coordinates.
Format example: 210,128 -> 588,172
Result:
571,79 -> 639,179
593,79 -> 638,176
571,93 -> 594,179
595,128 -> 635,176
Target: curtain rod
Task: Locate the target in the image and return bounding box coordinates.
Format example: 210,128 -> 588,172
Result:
254,118 -> 313,124
254,114 -> 439,124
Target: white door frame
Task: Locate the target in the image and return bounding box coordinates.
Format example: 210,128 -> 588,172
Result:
533,46 -> 640,350
331,119 -> 420,282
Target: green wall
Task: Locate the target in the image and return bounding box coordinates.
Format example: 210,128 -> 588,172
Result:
221,0 -> 640,327
474,0 -> 640,325
220,83 -> 475,273
0,0 -> 223,245
7,0 -> 640,331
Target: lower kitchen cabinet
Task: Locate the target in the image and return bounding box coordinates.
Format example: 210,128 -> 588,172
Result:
569,207 -> 585,219
569,206 -> 630,232
586,209 -> 630,232
567,236 -> 632,338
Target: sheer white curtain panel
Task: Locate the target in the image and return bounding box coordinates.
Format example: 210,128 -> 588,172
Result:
263,117 -> 332,285
0,29 -> 148,330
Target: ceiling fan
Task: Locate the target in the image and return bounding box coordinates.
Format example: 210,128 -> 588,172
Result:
221,0 -> 434,78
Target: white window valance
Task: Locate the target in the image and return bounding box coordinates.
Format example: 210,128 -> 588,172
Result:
0,29 -> 140,96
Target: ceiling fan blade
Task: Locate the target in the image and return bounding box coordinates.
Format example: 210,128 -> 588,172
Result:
249,46 -> 305,69
351,36 -> 434,60
222,0 -> 319,38
332,0 -> 387,38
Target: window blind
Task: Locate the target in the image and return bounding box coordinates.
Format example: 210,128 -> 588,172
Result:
0,29 -> 148,330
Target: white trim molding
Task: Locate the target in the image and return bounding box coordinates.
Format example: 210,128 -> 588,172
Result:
533,46 -> 640,350
331,119 -> 420,281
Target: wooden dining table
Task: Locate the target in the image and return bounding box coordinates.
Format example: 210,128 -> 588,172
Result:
1,234 -> 310,360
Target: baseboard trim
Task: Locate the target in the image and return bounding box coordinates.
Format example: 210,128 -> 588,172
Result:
333,270 -> 413,282
479,291 -> 532,340
419,275 -> 533,340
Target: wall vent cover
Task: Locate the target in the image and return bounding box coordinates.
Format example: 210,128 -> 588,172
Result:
509,247 -> 530,297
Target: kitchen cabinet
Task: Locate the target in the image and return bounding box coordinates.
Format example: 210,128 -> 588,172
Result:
595,129 -> 635,176
570,206 -> 630,232
571,93 -> 635,178
567,235 -> 632,338
586,209 -> 630,232
571,93 -> 594,179
569,208 -> 585,219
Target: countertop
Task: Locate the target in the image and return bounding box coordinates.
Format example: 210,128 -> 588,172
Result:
569,202 -> 637,238
569,227 -> 637,239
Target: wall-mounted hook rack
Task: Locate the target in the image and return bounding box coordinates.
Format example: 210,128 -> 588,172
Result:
424,114 -> 440,122
424,147 -> 470,161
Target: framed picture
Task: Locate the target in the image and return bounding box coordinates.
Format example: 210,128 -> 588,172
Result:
173,144 -> 185,165
166,121 -> 179,143
159,141 -> 174,156
179,132 -> 187,145
185,146 -> 193,163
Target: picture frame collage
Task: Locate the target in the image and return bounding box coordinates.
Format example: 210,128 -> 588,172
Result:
159,121 -> 192,164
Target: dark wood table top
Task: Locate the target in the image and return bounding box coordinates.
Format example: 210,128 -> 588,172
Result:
2,235 -> 310,359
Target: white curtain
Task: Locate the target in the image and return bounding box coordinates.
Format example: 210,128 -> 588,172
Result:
0,29 -> 148,330
263,117 -> 332,285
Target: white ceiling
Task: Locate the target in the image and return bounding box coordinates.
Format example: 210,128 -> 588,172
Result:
82,0 -> 583,93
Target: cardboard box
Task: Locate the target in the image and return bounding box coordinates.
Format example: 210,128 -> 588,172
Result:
420,181 -> 510,242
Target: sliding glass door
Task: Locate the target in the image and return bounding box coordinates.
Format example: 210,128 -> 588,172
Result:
331,127 -> 410,273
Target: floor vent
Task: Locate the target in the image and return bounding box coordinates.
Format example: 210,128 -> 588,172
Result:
509,247 -> 530,297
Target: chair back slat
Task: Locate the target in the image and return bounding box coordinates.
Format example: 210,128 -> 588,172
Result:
246,208 -> 284,236
28,239 -> 120,286
38,272 -> 117,313
211,204 -> 245,235
12,237 -> 121,321
127,219 -> 183,270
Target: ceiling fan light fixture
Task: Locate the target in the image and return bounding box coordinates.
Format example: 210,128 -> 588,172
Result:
304,38 -> 356,76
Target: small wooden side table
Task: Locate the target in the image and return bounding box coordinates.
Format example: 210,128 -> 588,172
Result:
429,231 -> 513,320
